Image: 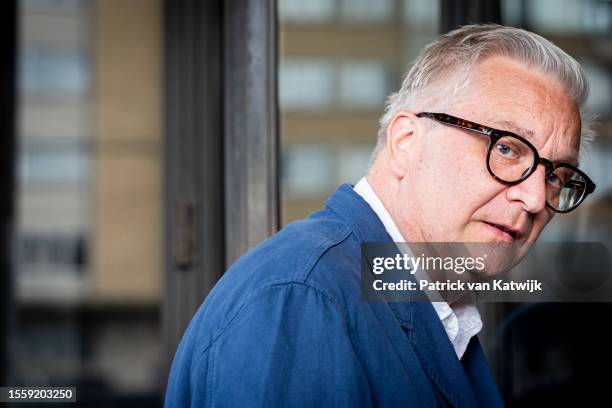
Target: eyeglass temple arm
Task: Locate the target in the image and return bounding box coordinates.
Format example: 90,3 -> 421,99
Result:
416,112 -> 496,138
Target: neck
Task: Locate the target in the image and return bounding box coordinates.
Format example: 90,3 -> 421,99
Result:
367,162 -> 427,244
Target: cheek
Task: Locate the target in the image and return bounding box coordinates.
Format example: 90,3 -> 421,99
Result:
426,143 -> 495,212
412,137 -> 482,188
402,132 -> 507,238
403,144 -> 497,236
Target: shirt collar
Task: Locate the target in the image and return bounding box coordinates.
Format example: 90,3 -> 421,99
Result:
353,177 -> 405,243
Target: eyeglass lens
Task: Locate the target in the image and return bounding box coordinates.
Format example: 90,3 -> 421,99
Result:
488,136 -> 586,211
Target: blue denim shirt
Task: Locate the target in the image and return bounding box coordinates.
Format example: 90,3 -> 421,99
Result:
164,184 -> 504,407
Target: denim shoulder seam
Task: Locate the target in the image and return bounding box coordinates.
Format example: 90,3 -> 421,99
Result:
295,223 -> 353,282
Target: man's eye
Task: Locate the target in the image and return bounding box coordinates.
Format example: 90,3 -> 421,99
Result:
495,143 -> 516,158
547,172 -> 563,187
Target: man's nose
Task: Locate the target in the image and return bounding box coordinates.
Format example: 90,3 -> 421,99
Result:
505,164 -> 548,213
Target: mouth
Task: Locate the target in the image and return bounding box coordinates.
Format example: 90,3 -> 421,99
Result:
482,221 -> 523,242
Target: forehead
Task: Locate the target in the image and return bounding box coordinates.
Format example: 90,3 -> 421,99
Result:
457,56 -> 581,164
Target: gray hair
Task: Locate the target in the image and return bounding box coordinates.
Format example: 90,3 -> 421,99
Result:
373,24 -> 594,163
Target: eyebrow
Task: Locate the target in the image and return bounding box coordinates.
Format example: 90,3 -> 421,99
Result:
491,119 -> 580,167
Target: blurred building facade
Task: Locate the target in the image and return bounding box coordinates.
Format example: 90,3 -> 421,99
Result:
280,0 -> 440,223
14,0 -> 163,404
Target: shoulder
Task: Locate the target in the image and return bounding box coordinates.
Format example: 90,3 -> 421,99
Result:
188,206 -> 363,351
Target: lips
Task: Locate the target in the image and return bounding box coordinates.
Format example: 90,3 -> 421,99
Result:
483,221 -> 524,241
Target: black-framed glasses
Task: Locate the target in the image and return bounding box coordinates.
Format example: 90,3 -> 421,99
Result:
416,112 -> 596,213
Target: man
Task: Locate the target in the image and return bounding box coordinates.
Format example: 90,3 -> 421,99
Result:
165,24 -> 596,407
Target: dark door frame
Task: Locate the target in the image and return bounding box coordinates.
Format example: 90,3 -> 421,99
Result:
161,0 -> 279,391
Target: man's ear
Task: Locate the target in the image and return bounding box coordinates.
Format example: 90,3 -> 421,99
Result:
386,110 -> 420,178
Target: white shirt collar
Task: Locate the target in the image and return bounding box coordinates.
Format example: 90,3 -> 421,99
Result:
354,178 -> 405,243
353,177 -> 482,359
